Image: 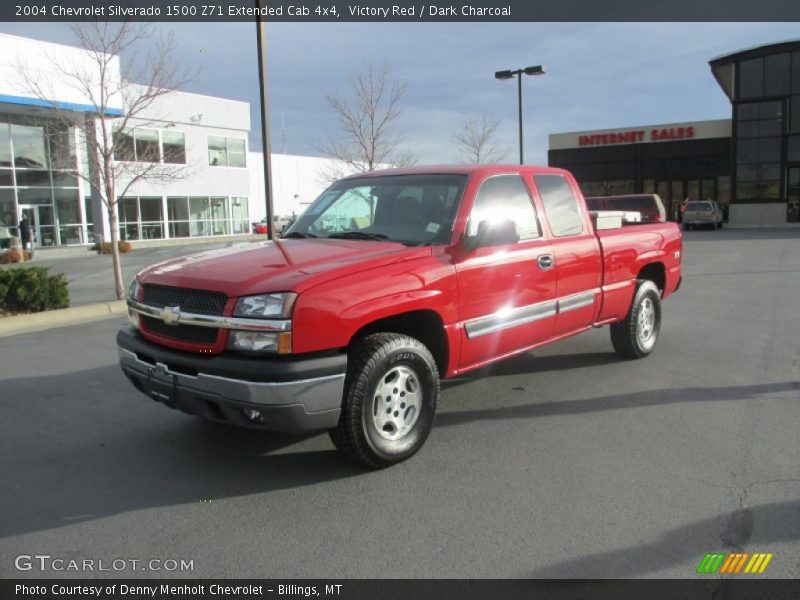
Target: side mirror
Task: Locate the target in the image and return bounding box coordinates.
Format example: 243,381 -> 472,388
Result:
464,219 -> 519,251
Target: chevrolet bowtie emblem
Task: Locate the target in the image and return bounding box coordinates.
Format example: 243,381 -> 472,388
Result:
160,305 -> 181,326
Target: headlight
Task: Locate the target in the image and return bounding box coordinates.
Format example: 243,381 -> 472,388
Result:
127,278 -> 142,329
233,292 -> 296,318
228,331 -> 292,354
128,277 -> 142,300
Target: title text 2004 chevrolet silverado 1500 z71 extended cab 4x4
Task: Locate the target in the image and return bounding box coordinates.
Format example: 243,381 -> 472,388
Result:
118,166 -> 682,468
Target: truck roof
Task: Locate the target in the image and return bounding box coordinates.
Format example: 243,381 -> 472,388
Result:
339,164 -> 573,180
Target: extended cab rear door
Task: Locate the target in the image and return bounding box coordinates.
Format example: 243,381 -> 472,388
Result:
454,173 -> 557,371
530,173 -> 603,337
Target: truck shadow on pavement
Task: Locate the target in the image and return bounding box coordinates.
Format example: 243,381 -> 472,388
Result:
437,378 -> 798,428
525,497 -> 800,578
0,365 -> 365,540
1,360 -> 796,540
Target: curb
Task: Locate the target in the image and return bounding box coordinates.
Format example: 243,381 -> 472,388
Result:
0,300 -> 127,338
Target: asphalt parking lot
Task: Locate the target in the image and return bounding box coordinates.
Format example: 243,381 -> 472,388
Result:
0,228 -> 798,579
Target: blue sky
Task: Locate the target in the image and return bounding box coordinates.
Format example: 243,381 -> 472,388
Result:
1,21 -> 798,165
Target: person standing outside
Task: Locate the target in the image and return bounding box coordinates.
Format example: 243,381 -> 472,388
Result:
18,213 -> 32,259
679,197 -> 689,224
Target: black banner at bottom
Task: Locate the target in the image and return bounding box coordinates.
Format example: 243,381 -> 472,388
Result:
3,579 -> 800,600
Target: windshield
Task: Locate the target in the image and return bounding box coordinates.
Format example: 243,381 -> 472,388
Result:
686,202 -> 712,211
284,174 -> 468,245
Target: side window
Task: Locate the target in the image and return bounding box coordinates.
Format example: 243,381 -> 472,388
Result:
468,175 -> 540,241
535,174 -> 585,237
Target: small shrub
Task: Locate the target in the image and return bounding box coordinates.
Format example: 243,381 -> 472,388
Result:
93,241 -> 133,254
0,248 -> 32,264
0,266 -> 69,313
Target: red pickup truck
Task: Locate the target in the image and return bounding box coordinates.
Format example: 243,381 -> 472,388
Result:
118,165 -> 682,468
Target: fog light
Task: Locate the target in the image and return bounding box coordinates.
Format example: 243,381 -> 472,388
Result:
228,331 -> 291,354
243,408 -> 263,422
128,308 -> 140,329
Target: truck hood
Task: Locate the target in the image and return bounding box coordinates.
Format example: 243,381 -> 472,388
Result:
137,239 -> 433,297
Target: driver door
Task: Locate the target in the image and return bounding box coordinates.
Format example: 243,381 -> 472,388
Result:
454,174 -> 557,371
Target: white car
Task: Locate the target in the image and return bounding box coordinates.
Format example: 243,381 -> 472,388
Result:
683,200 -> 723,229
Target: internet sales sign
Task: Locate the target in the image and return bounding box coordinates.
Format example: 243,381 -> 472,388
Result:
578,126 -> 695,147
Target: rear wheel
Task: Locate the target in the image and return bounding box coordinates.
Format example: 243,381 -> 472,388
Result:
329,333 -> 439,468
610,280 -> 662,359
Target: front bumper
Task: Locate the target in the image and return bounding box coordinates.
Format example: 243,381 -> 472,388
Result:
117,328 -> 346,431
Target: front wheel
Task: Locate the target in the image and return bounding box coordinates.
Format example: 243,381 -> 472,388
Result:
610,280 -> 662,359
329,333 -> 439,468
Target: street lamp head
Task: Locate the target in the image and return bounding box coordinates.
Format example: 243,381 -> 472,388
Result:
523,65 -> 546,76
494,70 -> 515,80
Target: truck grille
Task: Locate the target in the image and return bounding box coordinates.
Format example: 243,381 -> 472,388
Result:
140,285 -> 227,346
141,316 -> 219,345
143,284 -> 227,316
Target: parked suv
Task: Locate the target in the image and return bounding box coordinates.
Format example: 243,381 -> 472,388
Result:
585,194 -> 666,223
683,200 -> 723,229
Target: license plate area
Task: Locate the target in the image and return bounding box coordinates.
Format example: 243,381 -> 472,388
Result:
147,364 -> 176,405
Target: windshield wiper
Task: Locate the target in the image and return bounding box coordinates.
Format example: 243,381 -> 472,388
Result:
326,231 -> 390,241
282,231 -> 317,239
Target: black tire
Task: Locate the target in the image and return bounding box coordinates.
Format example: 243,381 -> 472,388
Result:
610,280 -> 662,360
329,333 -> 439,468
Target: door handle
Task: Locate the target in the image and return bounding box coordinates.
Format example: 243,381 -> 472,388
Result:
538,254 -> 554,270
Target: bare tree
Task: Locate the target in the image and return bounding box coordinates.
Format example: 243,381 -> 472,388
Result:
17,22 -> 195,299
453,112 -> 507,164
316,61 -> 416,181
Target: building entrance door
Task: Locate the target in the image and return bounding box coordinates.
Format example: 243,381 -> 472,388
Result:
18,205 -> 56,248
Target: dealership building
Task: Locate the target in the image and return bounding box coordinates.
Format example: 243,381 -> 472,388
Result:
0,33 -> 341,249
549,40 -> 800,226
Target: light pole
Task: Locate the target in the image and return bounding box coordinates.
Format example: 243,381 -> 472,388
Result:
495,65 -> 545,164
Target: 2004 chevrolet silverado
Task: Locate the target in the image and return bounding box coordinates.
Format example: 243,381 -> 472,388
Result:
118,165 -> 682,467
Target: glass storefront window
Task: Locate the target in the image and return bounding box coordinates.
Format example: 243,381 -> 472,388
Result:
39,205 -> 56,246
765,53 -> 791,97
169,222 -> 190,238
55,189 -> 80,223
48,124 -> 76,170
717,176 -> 731,204
737,139 -> 758,164
134,129 -> 160,163
788,136 -> 800,162
16,170 -> 50,187
51,171 -> 78,188
687,181 -> 699,200
114,128 -> 135,162
0,123 -> 10,167
18,189 -> 52,204
140,197 -> 162,223
231,197 -> 249,234
228,139 -> 246,167
792,53 -> 800,94
168,197 -> 189,221
140,197 -> 163,240
0,169 -> 13,187
758,137 -> 781,163
208,137 -> 227,166
0,189 -> 14,227
11,123 -> 48,169
120,197 -> 139,223
791,95 -> 800,132
190,196 -> 210,220
739,58 -> 764,99
209,137 -> 246,167
162,131 -> 186,164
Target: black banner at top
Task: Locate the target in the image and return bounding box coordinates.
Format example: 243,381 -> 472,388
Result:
4,0 -> 800,21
